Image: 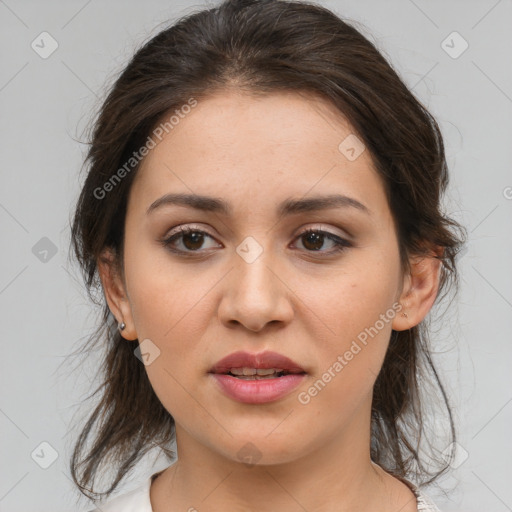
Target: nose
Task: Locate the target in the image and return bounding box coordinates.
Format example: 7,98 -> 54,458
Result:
217,249 -> 294,332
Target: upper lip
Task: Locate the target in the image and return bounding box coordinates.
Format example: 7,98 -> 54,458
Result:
209,350 -> 306,374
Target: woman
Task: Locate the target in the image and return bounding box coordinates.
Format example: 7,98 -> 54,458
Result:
70,0 -> 465,510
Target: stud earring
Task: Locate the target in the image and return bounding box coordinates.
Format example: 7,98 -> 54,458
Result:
118,321 -> 126,331
400,303 -> 408,318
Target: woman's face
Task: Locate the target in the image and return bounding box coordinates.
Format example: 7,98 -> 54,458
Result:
109,91 -> 411,465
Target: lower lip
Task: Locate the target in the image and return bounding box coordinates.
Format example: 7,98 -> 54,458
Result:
210,373 -> 306,404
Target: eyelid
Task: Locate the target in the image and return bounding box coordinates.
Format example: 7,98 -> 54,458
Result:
163,223 -> 350,243
164,223 -> 214,237
160,222 -> 353,258
293,223 -> 351,240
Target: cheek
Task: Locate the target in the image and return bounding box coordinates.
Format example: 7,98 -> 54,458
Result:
303,259 -> 400,341
124,239 -> 212,338
301,259 -> 400,398
123,244 -> 217,404
296,284 -> 394,430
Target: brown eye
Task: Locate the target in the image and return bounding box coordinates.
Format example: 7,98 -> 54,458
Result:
301,231 -> 324,251
181,230 -> 205,251
295,228 -> 351,254
160,226 -> 352,257
161,227 -> 219,254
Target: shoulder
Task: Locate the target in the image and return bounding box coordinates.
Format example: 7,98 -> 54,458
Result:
396,475 -> 442,512
416,490 -> 442,512
408,484 -> 442,512
87,472 -> 160,512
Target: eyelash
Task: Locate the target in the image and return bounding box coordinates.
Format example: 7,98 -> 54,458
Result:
159,226 -> 352,257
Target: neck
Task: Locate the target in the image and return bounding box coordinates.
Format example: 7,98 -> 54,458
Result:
150,400 -> 416,511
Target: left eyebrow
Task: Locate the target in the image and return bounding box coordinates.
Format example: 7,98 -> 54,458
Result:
146,193 -> 372,217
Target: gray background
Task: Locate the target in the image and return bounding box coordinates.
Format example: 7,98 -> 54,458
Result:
1,0 -> 511,511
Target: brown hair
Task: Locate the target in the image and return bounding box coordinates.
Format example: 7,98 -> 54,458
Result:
69,0 -> 466,501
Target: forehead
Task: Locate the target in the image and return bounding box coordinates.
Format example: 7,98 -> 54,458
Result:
129,90 -> 389,221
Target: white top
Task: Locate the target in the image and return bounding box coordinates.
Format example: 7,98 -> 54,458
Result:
88,471 -> 441,512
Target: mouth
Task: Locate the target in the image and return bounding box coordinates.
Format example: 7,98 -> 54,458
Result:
216,367 -> 305,380
208,350 -> 307,404
209,350 -> 307,378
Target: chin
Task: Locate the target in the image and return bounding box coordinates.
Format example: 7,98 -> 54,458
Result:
218,434 -> 308,467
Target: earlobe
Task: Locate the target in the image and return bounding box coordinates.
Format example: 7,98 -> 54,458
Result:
97,248 -> 138,341
392,253 -> 442,331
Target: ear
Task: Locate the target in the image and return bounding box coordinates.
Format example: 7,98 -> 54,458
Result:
392,250 -> 443,331
97,247 -> 138,341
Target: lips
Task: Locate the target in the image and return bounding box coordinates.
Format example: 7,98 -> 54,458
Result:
209,350 -> 307,404
208,350 -> 307,404
209,350 -> 306,376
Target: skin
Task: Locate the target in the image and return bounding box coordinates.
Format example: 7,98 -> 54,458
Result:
99,90 -> 441,512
